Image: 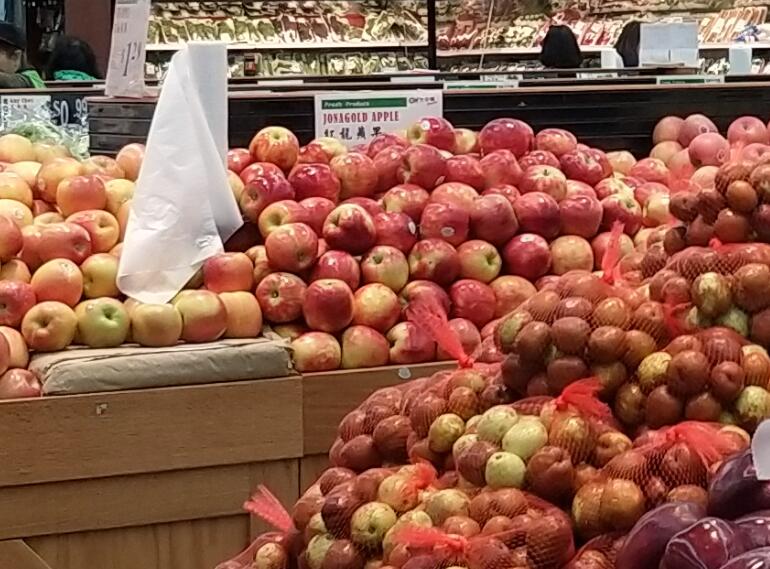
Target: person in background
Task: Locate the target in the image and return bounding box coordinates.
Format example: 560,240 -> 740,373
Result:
0,21 -> 45,88
615,21 -> 641,68
45,36 -> 100,81
539,25 -> 583,69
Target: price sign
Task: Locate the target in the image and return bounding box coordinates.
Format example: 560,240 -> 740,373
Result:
105,0 -> 151,97
314,90 -> 442,146
50,94 -> 89,126
656,75 -> 725,85
0,94 -> 52,129
443,80 -> 519,90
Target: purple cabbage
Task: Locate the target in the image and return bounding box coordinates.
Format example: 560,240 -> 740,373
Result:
709,449 -> 770,519
718,547 -> 770,569
616,501 -> 706,569
660,517 -> 751,569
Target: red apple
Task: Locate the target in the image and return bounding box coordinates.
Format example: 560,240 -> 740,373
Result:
35,222 -> 92,264
550,235 -> 594,274
691,166 -> 719,189
360,245 -> 410,292
203,252 -> 254,293
482,184 -> 520,207
374,212 -> 418,253
480,150 -> 523,188
650,141 -> 684,165
591,231 -> 634,269
288,163 -> 341,202
607,151 -> 637,175
240,161 -> 285,185
303,279 -> 355,333
601,194 -> 642,235
565,180 -> 597,198
36,157 -> 84,203
419,202 -> 469,247
341,326 -> 390,369
559,193 -> 603,238
265,222 -> 319,273
292,332 -> 342,372
398,144 -> 447,190
0,369 -> 40,399
352,283 -> 401,333
386,322 -> 436,364
519,165 -> 567,201
0,326 -> 28,369
438,318 -> 481,360
457,240 -> 502,283
560,149 -> 611,186
330,152 -> 378,199
408,239 -> 460,286
689,133 -> 730,168
255,272 -> 307,323
367,133 -> 408,158
115,143 -> 145,181
0,213 -> 22,261
653,116 -> 684,144
66,210 -> 120,253
512,191 -> 560,240
594,178 -> 634,201
431,182 -> 479,210
312,250 -> 361,290
343,197 -> 382,218
227,148 -> 254,174
0,281 -> 36,327
634,182 -> 669,207
450,279 -> 496,328
300,197 -> 336,235
31,259 -> 83,307
740,143 -> 770,165
479,118 -> 534,158
445,155 -> 485,190
454,128 -> 480,155
239,169 -> 295,223
407,116 -> 456,152
535,128 -> 578,157
399,280 -> 450,315
503,234 -> 552,280
519,150 -> 560,170
373,146 -> 407,192
679,114 -> 718,147
470,194 -> 518,246
249,126 -> 300,172
311,137 -> 348,162
323,204 -> 377,255
172,290 -> 228,343
296,143 -> 329,165
490,276 -> 537,317
382,184 -> 430,221
629,158 -> 671,185
0,259 -> 31,283
668,149 -> 696,180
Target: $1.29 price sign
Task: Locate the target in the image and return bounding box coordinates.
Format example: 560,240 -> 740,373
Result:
314,90 -> 443,146
105,0 -> 151,97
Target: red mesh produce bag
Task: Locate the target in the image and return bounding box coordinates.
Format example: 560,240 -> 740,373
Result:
564,533 -> 626,569
389,489 -> 574,569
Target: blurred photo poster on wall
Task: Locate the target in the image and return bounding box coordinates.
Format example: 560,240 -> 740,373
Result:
640,22 -> 699,67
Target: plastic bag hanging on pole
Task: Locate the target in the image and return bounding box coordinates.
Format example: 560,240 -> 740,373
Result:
117,45 -> 243,304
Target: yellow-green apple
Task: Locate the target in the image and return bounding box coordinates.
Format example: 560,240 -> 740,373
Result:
219,291 -> 262,338
0,281 -> 36,326
311,250 -> 360,290
0,259 -> 30,282
296,142 -> 329,165
81,155 -> 126,179
203,252 -> 254,293
291,332 -> 341,372
352,283 -> 401,333
299,197 -> 336,235
0,171 -> 32,205
312,137 -> 348,161
367,133 -> 408,158
21,301 -> 77,351
449,279 -> 496,328
265,222 -> 318,273
0,332 -> 8,374
245,245 -> 271,286
642,192 -> 672,227
340,325 -> 389,369
408,239 -> 460,287
397,144 -> 447,190
519,165 -> 567,201
117,200 -> 130,241
361,245 -> 409,292
130,302 -> 183,347
330,152 -> 378,199
57,174 -> 107,216
503,233 -> 552,281
374,212 -> 417,254
257,199 -> 306,238
373,145 -> 407,191
482,184 -> 520,207
272,322 -> 308,341
31,259 -> 83,306
228,170 -> 245,202
469,194 -> 518,246
445,155 -> 485,190
454,128 -> 480,155
399,280 -> 450,315
36,157 -> 84,202
81,253 -> 120,298
535,128 -> 578,157
0,326 -> 29,368
0,369 -> 41,399
34,211 -> 64,225
382,183 -> 430,221
457,240 -> 501,283
249,126 -> 300,172
322,204 -> 376,255
0,133 -> 34,162
512,191 -> 560,240
227,148 -> 254,174
607,150 -> 638,175
407,116 -> 456,151
480,149 -> 523,189
171,289 -> 228,343
75,297 -> 129,347
255,272 -> 307,323
430,182 -> 479,210
479,118 -> 534,157
386,321 -> 436,364
549,235 -> 594,275
288,163 -> 341,202
115,143 -> 145,181
489,276 -> 536,318
437,318 -> 481,360
559,194 -> 603,239
0,198 -> 32,227
302,278 -> 354,333
419,202 -> 469,247
0,213 -> 22,261
33,142 -> 70,163
240,170 -> 295,224
520,150 -> 560,170
66,210 -> 120,253
104,178 -> 135,215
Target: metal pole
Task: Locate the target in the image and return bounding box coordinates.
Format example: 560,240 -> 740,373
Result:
427,0 -> 437,69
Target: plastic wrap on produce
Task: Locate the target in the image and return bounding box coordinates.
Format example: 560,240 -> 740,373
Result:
2,102 -> 88,160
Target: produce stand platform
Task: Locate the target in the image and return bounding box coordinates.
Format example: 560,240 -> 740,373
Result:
0,362 -> 451,569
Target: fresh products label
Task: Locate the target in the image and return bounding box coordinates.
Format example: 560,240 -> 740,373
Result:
314,90 -> 442,145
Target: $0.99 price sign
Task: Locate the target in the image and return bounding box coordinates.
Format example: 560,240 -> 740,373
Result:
314,90 -> 443,146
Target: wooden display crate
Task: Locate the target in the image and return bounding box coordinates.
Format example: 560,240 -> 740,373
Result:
0,362 -> 453,569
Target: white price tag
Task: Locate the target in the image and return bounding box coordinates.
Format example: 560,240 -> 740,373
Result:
314,90 -> 442,146
753,420 -> 770,481
0,94 -> 52,130
443,80 -> 519,90
656,75 -> 725,85
105,0 -> 151,97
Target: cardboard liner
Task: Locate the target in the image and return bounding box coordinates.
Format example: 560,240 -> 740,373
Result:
30,339 -> 294,395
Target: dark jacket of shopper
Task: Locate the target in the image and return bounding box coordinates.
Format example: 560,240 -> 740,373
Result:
0,21 -> 45,88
